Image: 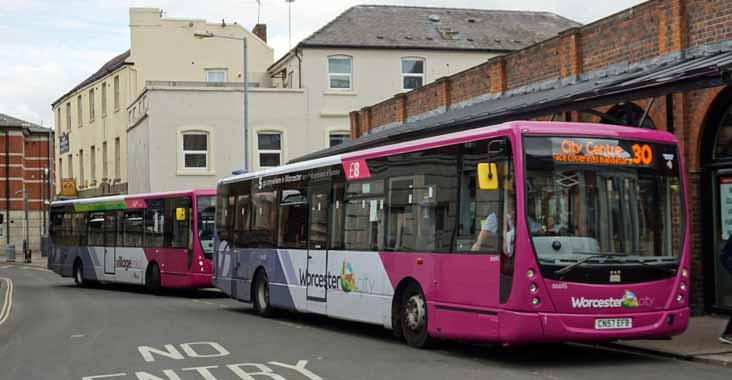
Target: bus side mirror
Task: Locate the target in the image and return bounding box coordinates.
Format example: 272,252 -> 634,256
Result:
478,163 -> 499,190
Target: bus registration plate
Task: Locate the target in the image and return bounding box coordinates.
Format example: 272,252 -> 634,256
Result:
594,318 -> 632,330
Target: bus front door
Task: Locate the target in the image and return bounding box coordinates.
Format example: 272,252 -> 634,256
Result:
306,183 -> 330,309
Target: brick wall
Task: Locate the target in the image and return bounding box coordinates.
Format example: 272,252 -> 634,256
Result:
350,0 -> 732,310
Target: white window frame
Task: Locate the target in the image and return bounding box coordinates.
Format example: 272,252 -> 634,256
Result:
205,69 -> 228,83
177,127 -> 215,175
327,55 -> 352,90
256,130 -> 284,169
401,57 -> 425,91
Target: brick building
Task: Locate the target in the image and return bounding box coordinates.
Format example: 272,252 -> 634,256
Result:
0,113 -> 54,254
302,0 -> 732,314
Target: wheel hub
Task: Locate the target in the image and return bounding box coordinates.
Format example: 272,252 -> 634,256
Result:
404,294 -> 426,331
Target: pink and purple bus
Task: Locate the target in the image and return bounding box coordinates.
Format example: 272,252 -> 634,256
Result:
49,189 -> 216,291
213,121 -> 689,347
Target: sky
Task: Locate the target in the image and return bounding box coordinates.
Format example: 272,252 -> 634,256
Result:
0,0 -> 646,129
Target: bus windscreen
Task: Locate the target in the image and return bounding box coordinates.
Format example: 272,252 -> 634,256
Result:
523,136 -> 684,283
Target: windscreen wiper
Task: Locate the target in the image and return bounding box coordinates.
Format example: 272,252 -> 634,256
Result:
627,253 -> 678,276
554,253 -> 629,277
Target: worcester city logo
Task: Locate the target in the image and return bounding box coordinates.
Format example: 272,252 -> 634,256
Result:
570,290 -> 644,308
340,261 -> 358,293
621,290 -> 640,308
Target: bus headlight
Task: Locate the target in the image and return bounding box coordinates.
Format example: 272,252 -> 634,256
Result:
681,268 -> 688,277
529,283 -> 538,293
531,297 -> 541,306
680,282 -> 687,291
199,260 -> 204,267
676,294 -> 684,302
527,269 -> 536,278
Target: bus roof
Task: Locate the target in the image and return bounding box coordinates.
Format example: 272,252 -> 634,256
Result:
51,188 -> 215,208
220,121 -> 678,185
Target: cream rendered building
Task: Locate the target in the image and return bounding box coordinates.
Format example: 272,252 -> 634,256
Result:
51,8 -> 273,197
125,5 -> 579,194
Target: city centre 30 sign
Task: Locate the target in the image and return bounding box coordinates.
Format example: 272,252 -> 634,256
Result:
551,138 -> 655,166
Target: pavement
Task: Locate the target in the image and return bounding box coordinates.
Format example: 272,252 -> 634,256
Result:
608,315 -> 732,367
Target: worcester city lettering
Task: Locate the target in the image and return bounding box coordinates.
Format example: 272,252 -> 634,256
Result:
299,269 -> 342,290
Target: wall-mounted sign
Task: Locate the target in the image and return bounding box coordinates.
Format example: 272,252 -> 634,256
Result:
720,177 -> 732,240
60,178 -> 77,197
59,133 -> 69,154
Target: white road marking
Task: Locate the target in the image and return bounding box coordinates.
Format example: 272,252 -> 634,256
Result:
0,265 -> 11,269
71,334 -> 86,339
275,321 -> 307,329
0,277 -> 14,325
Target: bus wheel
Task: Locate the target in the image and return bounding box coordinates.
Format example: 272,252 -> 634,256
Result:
400,283 -> 432,348
253,271 -> 273,317
146,263 -> 162,294
73,260 -> 85,287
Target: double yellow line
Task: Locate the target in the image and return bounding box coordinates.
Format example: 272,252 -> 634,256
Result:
0,277 -> 14,325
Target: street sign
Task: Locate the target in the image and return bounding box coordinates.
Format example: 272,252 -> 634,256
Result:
59,133 -> 69,154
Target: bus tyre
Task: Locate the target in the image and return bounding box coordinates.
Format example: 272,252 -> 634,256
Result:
400,283 -> 432,348
73,260 -> 85,287
253,271 -> 273,317
146,263 -> 162,294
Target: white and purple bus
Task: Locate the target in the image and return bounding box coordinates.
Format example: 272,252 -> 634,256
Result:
49,189 -> 216,291
213,121 -> 689,347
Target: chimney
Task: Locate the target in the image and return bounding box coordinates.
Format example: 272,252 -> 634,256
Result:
252,24 -> 267,42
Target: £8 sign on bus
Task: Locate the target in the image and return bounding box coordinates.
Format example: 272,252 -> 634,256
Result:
342,159 -> 372,180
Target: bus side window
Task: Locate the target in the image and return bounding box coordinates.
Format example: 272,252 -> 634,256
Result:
330,182 -> 345,250
165,197 -> 191,249
252,189 -> 277,248
458,139 -> 514,255
234,194 -> 251,248
344,180 -> 385,251
122,211 -> 144,247
103,211 -> 119,247
144,199 -> 164,248
75,212 -> 88,246
50,210 -> 64,245
384,145 -> 458,253
278,187 -> 308,249
88,212 -> 105,246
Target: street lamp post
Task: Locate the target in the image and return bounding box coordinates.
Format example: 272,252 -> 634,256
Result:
286,0 -> 295,50
194,31 -> 249,172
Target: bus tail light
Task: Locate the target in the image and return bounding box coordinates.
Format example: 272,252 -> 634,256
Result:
680,282 -> 687,291
529,283 -> 538,293
681,268 -> 688,277
676,294 -> 684,303
527,269 -> 536,279
531,297 -> 541,306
